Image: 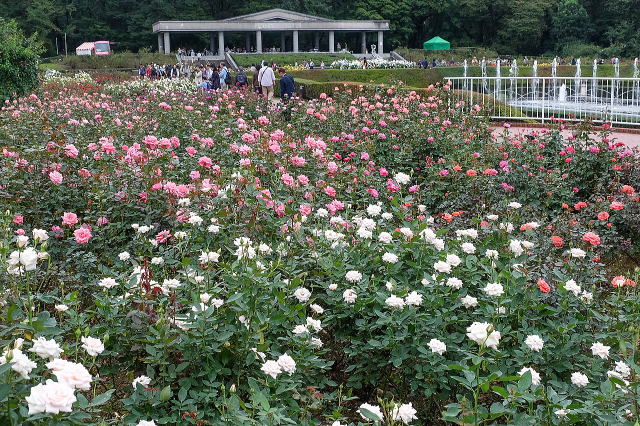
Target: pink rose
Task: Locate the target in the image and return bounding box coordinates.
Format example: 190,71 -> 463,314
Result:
74,228 -> 92,244
49,171 -> 63,185
61,212 -> 78,227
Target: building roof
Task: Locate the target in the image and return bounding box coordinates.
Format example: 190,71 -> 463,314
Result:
223,8 -> 333,22
76,42 -> 95,51
152,9 -> 389,33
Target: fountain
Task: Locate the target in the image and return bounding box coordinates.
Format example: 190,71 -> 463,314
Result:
591,59 -> 598,102
613,57 -> 620,102
634,58 -> 639,103
551,57 -> 558,100
481,58 -> 488,93
463,59 -> 468,90
532,60 -> 539,100
558,84 -> 567,102
467,55 -> 640,122
509,59 -> 518,100
574,58 -> 581,101
495,59 -> 502,98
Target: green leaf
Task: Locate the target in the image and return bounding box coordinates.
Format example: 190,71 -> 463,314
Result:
0,384 -> 10,402
518,370 -> 532,391
359,407 -> 383,422
90,389 -> 115,406
159,385 -> 172,402
492,385 -> 508,398
490,402 -> 506,414
253,391 -> 270,411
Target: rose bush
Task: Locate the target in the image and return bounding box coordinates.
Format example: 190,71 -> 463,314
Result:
0,75 -> 639,425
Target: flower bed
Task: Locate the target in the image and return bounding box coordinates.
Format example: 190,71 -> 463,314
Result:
0,80 -> 639,425
331,58 -> 417,69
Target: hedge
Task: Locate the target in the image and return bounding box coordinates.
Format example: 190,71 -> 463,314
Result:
45,52 -> 178,71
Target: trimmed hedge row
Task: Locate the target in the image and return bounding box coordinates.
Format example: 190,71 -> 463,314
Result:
45,52 -> 177,70
231,53 -> 355,68
291,65 -> 637,89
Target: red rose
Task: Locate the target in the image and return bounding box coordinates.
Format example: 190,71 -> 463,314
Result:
537,279 -> 550,293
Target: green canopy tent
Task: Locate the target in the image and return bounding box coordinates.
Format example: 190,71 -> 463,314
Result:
423,36 -> 450,50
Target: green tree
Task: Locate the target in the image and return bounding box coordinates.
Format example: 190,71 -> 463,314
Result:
551,0 -> 592,49
494,0 -> 553,54
0,18 -> 45,100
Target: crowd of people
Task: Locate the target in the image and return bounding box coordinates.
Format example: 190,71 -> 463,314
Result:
137,61 -> 296,100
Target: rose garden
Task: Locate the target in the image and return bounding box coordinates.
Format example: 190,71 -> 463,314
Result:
0,67 -> 639,425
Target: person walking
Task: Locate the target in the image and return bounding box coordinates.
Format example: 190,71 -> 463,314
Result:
278,68 -> 295,100
252,64 -> 261,94
258,61 -> 276,100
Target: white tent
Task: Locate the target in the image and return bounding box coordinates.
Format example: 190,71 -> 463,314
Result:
76,42 -> 95,56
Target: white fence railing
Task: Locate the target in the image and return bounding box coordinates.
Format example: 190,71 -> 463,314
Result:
446,77 -> 640,126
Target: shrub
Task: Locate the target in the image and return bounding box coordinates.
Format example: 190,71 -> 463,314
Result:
0,18 -> 44,100
57,51 -> 177,71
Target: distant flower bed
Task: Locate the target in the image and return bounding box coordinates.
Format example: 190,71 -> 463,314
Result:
330,58 -> 417,69
103,78 -> 198,97
43,69 -> 93,83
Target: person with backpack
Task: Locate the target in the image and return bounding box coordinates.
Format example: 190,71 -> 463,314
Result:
220,63 -> 230,90
138,65 -> 145,79
235,68 -> 248,89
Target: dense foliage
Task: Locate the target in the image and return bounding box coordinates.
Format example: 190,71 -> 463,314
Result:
0,76 -> 639,425
0,19 -> 44,101
2,0 -> 639,57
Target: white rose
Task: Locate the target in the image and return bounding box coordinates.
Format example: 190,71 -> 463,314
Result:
428,338 -> 447,355
81,336 -> 104,357
434,261 -> 452,274
132,375 -> 152,389
33,229 -> 49,242
276,353 -> 296,375
378,232 -> 393,243
46,359 -> 92,390
27,379 -> 76,414
29,337 -> 63,360
294,287 -> 311,303
343,289 -> 357,303
483,282 -> 504,297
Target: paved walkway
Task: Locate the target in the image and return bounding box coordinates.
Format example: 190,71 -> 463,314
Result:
490,125 -> 640,149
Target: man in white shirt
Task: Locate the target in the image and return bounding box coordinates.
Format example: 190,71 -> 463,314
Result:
258,61 -> 276,100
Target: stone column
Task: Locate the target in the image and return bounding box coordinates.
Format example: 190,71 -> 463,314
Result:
314,33 -> 319,51
361,32 -> 366,54
256,30 -> 262,53
158,33 -> 163,53
218,31 -> 224,57
210,33 -> 215,53
245,33 -> 251,52
377,31 -> 383,55
293,30 -> 299,53
328,31 -> 335,53
163,32 -> 170,55
281,33 -> 286,52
